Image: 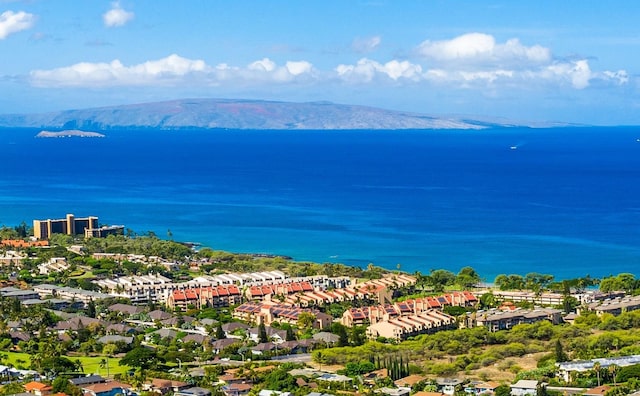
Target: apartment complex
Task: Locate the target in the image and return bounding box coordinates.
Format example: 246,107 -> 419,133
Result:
33,213 -> 124,239
84,225 -> 125,238
166,285 -> 243,310
366,309 -> 456,341
341,291 -> 477,327
232,301 -> 332,329
584,295 -> 640,316
33,214 -> 98,239
94,270 -> 352,306
464,307 -> 563,332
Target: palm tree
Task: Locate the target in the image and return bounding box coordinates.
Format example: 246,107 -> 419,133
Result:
593,362 -> 601,386
75,359 -> 84,373
99,358 -> 110,378
608,364 -> 618,386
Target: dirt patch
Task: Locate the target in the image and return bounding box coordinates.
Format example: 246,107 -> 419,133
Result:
468,352 -> 546,382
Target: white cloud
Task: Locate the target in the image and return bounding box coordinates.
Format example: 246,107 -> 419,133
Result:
0,10 -> 34,39
352,35 -> 382,53
417,32 -> 551,67
602,70 -> 629,85
26,30 -> 628,93
103,2 -> 134,27
29,55 -> 317,88
336,58 -> 422,82
545,59 -> 592,89
30,54 -> 207,87
248,58 -> 276,72
286,60 -> 312,76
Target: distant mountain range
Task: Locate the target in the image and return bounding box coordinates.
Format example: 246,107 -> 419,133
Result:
0,98 -> 563,130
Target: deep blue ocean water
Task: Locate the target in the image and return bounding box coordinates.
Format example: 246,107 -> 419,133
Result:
1,127 -> 639,282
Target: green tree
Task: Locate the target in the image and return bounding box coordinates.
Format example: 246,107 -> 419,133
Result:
262,368 -> 296,391
594,362 -> 602,386
86,300 -> 97,318
100,358 -> 110,378
258,323 -> 269,343
554,339 -> 568,363
494,385 -> 511,396
119,346 -> 159,370
285,326 -> 295,341
52,376 -> 82,396
494,274 -> 525,290
297,312 -> 316,330
0,383 -> 25,396
215,322 -> 225,339
456,266 -> 481,289
427,269 -> 456,292
479,292 -> 497,309
331,323 -> 349,347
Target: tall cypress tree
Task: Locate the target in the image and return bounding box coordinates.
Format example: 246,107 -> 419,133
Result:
258,323 -> 269,343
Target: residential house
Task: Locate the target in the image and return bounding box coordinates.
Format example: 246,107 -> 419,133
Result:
146,328 -> 179,342
54,316 -> 106,332
183,334 -> 209,345
81,381 -> 133,396
222,383 -> 253,396
148,310 -> 174,321
376,387 -> 411,396
394,374 -> 427,388
174,387 -> 212,396
143,378 -> 189,395
105,323 -> 136,335
510,380 -> 539,396
222,322 -> 250,337
24,381 -> 52,396
474,381 -> 501,395
69,375 -> 107,387
38,257 -> 69,275
251,342 -> 277,355
247,326 -> 287,344
413,392 -> 445,396
312,332 -> 340,346
436,379 -> 463,395
97,335 -> 134,345
107,303 -> 145,316
211,338 -> 240,354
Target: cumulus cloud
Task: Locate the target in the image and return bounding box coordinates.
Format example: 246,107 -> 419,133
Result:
29,54 -> 317,87
336,58 -> 422,82
0,10 -> 35,39
416,32 -> 551,67
351,35 -> 382,54
26,32 -> 628,93
103,2 -> 134,27
30,54 -> 207,87
286,60 -> 313,76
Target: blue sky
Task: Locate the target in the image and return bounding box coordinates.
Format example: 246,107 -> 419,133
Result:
1,1 -> 639,124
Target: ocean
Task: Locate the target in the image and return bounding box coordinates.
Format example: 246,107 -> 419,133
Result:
1,127 -> 639,282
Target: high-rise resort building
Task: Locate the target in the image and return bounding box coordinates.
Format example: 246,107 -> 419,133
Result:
33,214 -> 124,240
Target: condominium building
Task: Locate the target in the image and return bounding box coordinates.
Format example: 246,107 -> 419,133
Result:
84,225 -> 125,238
33,214 -> 98,239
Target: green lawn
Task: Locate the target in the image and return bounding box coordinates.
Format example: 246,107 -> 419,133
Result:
2,352 -> 129,377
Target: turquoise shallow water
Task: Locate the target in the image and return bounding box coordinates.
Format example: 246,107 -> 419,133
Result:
1,127 -> 639,281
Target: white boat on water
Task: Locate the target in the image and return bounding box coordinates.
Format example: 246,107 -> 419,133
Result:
510,145 -> 518,150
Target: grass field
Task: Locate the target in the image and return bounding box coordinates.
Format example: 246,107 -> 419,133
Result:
3,352 -> 129,377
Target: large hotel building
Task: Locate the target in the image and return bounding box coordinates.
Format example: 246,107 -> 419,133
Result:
33,214 -> 123,239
